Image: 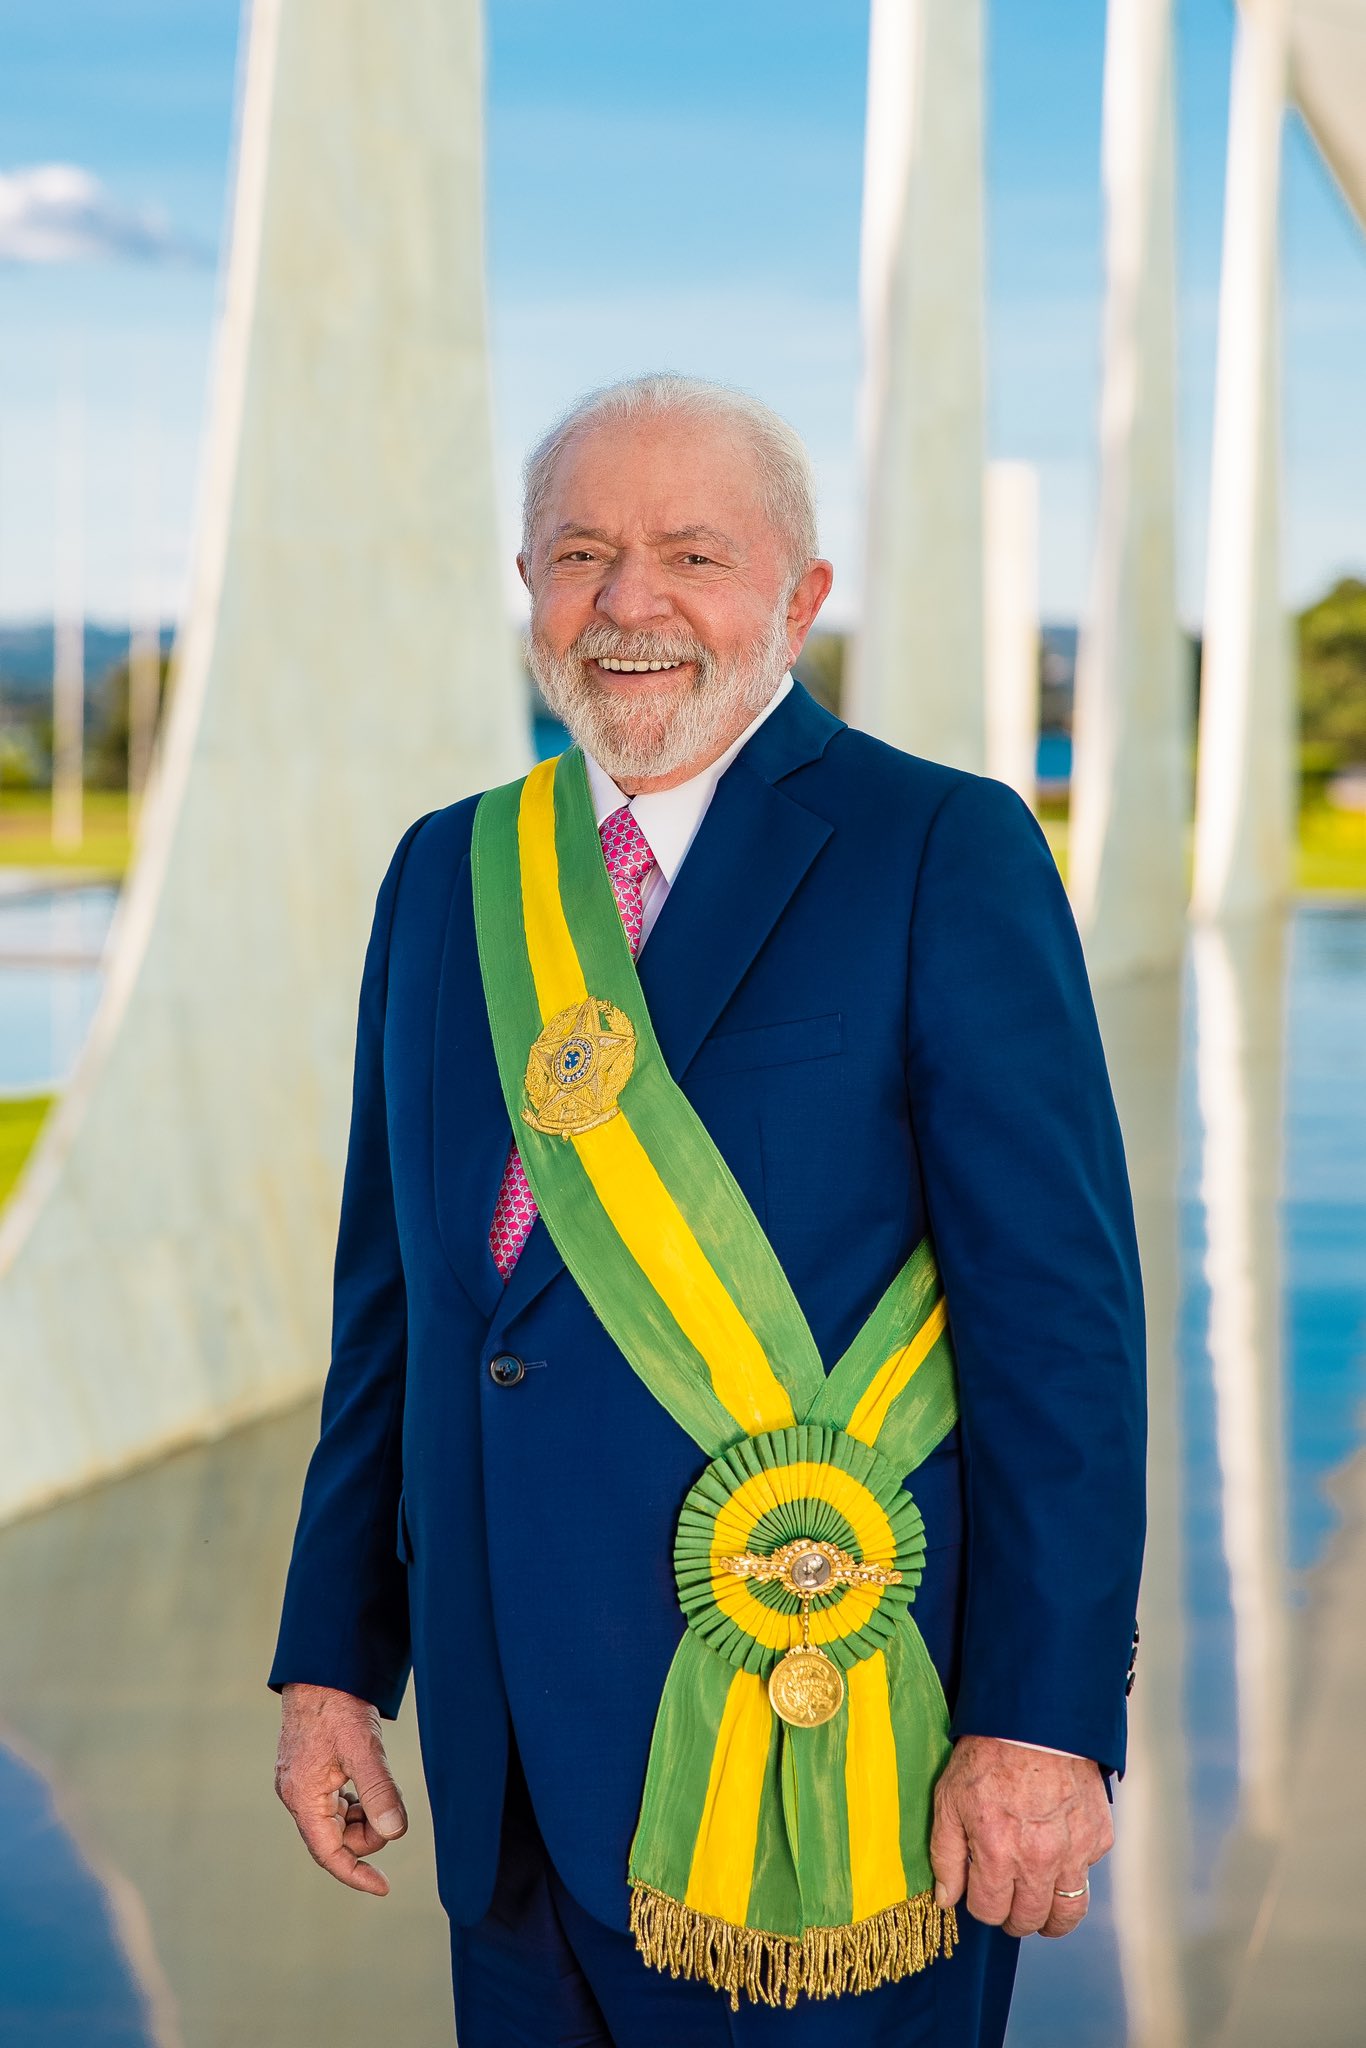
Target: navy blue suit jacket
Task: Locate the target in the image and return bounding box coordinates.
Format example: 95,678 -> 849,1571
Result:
270,683 -> 1146,1932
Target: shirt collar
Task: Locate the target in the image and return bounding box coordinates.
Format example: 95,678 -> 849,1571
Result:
582,672 -> 793,885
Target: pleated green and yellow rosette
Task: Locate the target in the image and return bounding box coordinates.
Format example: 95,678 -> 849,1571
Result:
472,749 -> 962,2009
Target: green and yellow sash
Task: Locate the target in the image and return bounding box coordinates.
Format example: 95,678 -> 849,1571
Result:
471,749 -> 961,2009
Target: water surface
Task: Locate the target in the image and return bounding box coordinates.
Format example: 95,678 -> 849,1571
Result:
0,905 -> 1362,2046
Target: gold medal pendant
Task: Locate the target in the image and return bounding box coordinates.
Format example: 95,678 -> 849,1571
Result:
522,996 -> 636,1137
768,1643 -> 845,1727
716,1538 -> 904,1730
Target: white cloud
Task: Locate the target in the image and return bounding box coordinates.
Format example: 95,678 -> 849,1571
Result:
0,163 -> 205,266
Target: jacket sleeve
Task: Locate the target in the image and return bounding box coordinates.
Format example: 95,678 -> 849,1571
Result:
267,815 -> 431,1719
905,775 -> 1146,1772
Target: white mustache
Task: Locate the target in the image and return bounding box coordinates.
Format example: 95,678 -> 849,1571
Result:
571,629 -> 710,669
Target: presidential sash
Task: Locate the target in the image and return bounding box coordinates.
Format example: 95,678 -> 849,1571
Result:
471,748 -> 962,2009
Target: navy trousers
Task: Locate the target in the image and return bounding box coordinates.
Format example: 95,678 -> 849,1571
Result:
449,1727 -> 1019,2048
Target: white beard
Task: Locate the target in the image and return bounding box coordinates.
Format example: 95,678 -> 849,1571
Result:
527,609 -> 792,784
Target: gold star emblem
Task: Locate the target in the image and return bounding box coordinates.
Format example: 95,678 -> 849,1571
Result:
522,996 -> 637,1138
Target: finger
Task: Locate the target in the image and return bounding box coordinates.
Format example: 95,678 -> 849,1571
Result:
964,1853 -> 1015,1929
343,1811 -> 397,1856
291,1805 -> 391,1896
1041,1877 -> 1091,1939
339,1736 -> 408,1842
929,1801 -> 970,1909
336,1785 -> 395,1853
1002,1878 -> 1057,1938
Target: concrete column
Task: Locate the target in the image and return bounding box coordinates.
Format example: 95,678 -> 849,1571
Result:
0,0 -> 526,1523
983,460 -> 1039,805
1192,0 -> 1293,921
1069,0 -> 1187,981
847,0 -> 986,771
1094,968 -> 1190,2047
1194,919 -> 1288,1840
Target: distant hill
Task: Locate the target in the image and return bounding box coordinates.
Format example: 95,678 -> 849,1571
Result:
0,623 -> 175,705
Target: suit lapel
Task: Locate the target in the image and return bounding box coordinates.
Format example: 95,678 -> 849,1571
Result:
637,759 -> 832,1078
437,682 -> 843,1331
637,683 -> 841,1078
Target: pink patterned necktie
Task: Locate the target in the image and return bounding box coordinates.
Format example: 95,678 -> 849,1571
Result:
488,803 -> 656,1278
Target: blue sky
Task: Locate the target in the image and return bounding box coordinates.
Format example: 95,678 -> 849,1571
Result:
0,0 -> 1363,628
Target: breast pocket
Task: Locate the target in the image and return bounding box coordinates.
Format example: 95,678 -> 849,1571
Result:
688,1012 -> 843,1080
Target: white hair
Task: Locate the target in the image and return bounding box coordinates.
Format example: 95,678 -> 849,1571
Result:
520,373 -> 819,586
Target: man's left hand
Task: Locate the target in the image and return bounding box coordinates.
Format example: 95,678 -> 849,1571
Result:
929,1736 -> 1113,1939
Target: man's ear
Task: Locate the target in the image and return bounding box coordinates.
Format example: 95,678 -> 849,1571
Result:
786,559 -> 835,655
516,552 -> 531,593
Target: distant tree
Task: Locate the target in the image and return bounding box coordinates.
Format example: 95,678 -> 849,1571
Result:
1298,576 -> 1366,770
25,709 -> 54,786
0,728 -> 40,791
87,649 -> 174,790
793,631 -> 844,715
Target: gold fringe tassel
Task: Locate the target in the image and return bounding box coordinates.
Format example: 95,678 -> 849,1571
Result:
628,1884 -> 959,2013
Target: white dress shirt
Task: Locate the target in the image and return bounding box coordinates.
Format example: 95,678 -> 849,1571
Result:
582,672 -> 793,951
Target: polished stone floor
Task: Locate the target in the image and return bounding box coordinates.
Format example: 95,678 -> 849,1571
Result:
0,904 -> 1363,2047
0,1404 -> 451,2048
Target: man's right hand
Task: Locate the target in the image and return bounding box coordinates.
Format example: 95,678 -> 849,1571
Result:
274,1682 -> 408,1896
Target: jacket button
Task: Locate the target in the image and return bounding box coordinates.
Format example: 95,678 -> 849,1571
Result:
488,1353 -> 525,1387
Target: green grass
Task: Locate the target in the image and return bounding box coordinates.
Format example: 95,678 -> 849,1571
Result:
0,797 -> 1362,1223
0,1095 -> 54,1208
2,786 -> 1364,893
1298,803 -> 1366,892
0,790 -> 132,875
1039,814 -> 1070,883
1038,804 -> 1366,895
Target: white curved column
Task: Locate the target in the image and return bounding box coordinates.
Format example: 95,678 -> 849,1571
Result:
1290,0 -> 1366,231
1094,969 -> 1190,2048
1069,0 -> 1187,981
1192,0 -> 1293,921
847,0 -> 986,772
0,0 -> 526,1523
1194,918 -> 1288,1840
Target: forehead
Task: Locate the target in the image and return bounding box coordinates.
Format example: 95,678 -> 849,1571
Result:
543,413 -> 770,542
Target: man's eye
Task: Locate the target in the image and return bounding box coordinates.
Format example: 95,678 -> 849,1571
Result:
557,550 -> 599,563
680,553 -> 715,567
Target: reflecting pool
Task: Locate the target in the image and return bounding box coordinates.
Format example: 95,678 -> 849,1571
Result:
0,882 -> 118,1094
0,904 -> 1362,2046
1010,906 -> 1366,2048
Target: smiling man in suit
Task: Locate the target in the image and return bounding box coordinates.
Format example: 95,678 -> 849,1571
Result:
270,375 -> 1145,2048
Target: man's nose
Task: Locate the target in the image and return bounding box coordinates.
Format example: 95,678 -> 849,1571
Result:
595,554 -> 673,630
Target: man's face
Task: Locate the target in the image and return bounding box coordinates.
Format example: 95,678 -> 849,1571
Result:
519,413 -> 831,785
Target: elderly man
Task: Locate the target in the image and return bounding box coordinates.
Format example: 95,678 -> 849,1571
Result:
271,375 -> 1145,2048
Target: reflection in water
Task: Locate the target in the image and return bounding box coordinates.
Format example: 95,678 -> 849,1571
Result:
0,1408 -> 451,2048
1010,907 -> 1366,2047
0,909 -> 1363,2046
49,891 -> 92,1107
1098,966 -> 1189,2048
0,1738 -> 166,2046
1194,920 -> 1288,1846
1009,962 -> 1190,2048
0,883 -> 117,1093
